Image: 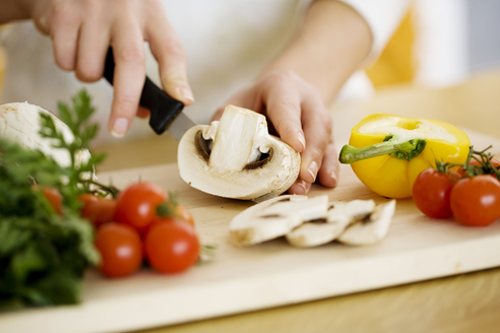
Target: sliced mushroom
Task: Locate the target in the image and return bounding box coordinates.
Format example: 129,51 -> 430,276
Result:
0,102 -> 90,167
229,195 -> 329,247
178,105 -> 301,200
337,200 -> 396,245
286,200 -> 376,248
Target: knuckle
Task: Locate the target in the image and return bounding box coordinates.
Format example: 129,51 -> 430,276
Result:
260,69 -> 297,88
75,65 -> 102,82
321,113 -> 333,133
50,2 -> 78,26
166,40 -> 187,60
116,94 -> 139,111
115,46 -> 145,65
277,119 -> 299,135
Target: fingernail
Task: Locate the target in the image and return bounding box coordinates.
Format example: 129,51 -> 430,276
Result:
297,132 -> 306,152
178,86 -> 194,104
308,161 -> 319,182
111,118 -> 129,138
330,170 -> 338,187
296,180 -> 309,195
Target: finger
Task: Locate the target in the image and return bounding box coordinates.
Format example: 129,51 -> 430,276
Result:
317,140 -> 339,188
287,178 -> 312,195
299,98 -> 332,184
108,20 -> 146,137
262,83 -> 306,153
74,4 -> 110,82
136,106 -> 150,119
212,106 -> 225,122
145,6 -> 193,106
49,3 -> 81,71
212,87 -> 259,122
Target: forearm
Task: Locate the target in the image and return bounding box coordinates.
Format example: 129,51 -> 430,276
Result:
262,0 -> 372,104
0,0 -> 30,23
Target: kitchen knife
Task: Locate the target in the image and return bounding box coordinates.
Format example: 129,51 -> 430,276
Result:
103,47 -> 196,140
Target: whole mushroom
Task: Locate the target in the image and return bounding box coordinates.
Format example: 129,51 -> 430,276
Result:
178,105 -> 301,200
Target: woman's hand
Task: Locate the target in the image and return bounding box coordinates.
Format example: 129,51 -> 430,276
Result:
19,0 -> 194,137
212,70 -> 339,195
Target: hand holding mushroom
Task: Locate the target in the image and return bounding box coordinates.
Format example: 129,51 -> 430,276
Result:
211,71 -> 339,196
210,1 -> 374,195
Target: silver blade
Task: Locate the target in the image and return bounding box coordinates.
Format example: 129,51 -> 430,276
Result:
251,192 -> 278,204
167,112 -> 197,141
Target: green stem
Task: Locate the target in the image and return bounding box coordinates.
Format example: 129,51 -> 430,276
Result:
339,135 -> 427,164
81,179 -> 120,198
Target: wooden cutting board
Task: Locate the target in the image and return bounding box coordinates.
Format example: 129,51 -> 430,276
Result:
2,129 -> 500,333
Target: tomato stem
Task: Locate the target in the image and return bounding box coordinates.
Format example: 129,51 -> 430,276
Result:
81,179 -> 120,198
339,135 -> 427,164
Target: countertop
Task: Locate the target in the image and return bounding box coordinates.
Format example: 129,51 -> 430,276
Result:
92,68 -> 500,333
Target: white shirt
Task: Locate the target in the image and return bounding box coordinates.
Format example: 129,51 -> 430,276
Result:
0,0 -> 409,144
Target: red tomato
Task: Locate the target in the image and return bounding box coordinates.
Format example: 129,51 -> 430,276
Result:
78,193 -> 99,207
412,168 -> 458,219
457,159 -> 500,177
174,204 -> 195,227
114,182 -> 167,234
42,187 -> 63,215
145,220 -> 200,274
80,196 -> 117,228
95,223 -> 143,278
450,175 -> 500,226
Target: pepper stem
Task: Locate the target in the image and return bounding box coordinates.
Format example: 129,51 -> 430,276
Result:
339,135 -> 427,164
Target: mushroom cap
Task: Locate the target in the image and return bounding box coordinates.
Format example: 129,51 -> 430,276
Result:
0,102 -> 90,167
178,105 -> 300,200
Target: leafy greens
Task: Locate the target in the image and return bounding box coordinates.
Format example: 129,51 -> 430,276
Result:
0,90 -> 102,309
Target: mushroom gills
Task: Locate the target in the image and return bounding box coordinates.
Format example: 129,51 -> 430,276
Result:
229,195 -> 329,247
337,200 -> 396,245
178,105 -> 301,200
286,199 -> 376,248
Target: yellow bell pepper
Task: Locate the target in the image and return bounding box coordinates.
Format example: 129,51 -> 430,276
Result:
339,114 -> 470,198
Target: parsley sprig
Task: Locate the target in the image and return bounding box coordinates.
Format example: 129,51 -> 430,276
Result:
0,90 -> 105,309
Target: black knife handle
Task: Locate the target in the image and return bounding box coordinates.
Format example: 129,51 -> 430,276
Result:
103,47 -> 185,135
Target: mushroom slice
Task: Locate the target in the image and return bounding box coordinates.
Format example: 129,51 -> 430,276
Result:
0,102 -> 90,167
229,195 -> 329,247
178,105 -> 301,200
286,200 -> 376,248
337,200 -> 396,246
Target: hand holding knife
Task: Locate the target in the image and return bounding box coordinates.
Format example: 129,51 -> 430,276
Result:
103,47 -> 196,141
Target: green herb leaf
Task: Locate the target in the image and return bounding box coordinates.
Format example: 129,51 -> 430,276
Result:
0,89 -> 103,309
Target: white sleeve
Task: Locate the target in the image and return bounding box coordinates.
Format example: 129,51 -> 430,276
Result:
296,0 -> 411,63
339,0 -> 411,61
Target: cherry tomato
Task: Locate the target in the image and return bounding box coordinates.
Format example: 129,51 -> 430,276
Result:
457,159 -> 500,177
78,193 -> 100,207
79,194 -> 117,228
114,182 -> 167,234
413,168 -> 458,219
42,187 -> 63,215
145,220 -> 200,274
95,223 -> 143,278
450,175 -> 500,226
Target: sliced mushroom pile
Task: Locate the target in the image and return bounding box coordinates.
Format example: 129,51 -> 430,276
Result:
229,195 -> 396,247
178,105 -> 301,200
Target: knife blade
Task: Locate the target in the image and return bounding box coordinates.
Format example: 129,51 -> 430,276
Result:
103,47 -> 196,140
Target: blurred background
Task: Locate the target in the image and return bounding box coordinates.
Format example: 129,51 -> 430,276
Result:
0,0 -> 499,130
367,0 -> 500,89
